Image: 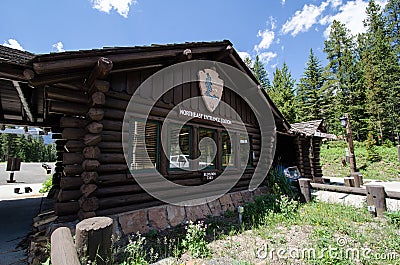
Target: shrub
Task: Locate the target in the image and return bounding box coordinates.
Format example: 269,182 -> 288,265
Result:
364,132 -> 381,163
181,221 -> 210,258
121,234 -> 148,265
39,177 -> 52,193
386,211 -> 400,228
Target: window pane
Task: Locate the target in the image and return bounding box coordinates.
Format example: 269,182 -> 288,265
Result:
222,132 -> 234,167
199,128 -> 216,169
130,121 -> 158,170
169,125 -> 191,170
239,134 -> 253,168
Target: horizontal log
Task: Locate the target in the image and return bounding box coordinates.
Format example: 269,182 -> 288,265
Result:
97,173 -> 134,186
86,57 -> 113,91
98,164 -> 128,173
95,200 -> 164,216
98,153 -> 126,164
102,120 -> 122,131
98,192 -> 154,209
98,142 -> 124,152
47,87 -> 88,104
81,172 -> 99,184
54,201 -> 80,216
82,160 -> 100,171
84,134 -> 102,146
83,146 -> 101,159
49,101 -> 88,116
58,189 -> 81,202
60,177 -> 83,190
79,197 -> 99,212
86,122 -> 103,134
96,184 -> 143,197
60,117 -> 89,128
81,184 -> 98,197
34,47 -> 226,75
63,153 -> 84,165
103,108 -> 125,120
65,140 -> 85,152
91,92 -> 106,106
62,128 -> 86,140
101,130 -> 124,141
87,108 -> 105,121
63,165 -> 83,176
94,80 -> 110,93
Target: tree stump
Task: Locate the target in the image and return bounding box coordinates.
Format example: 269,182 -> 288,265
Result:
51,227 -> 80,265
75,216 -> 113,265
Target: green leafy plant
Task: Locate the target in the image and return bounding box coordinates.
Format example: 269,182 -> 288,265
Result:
386,211 -> 400,228
181,221 -> 210,258
39,176 -> 52,193
121,233 -> 148,265
365,132 -> 382,163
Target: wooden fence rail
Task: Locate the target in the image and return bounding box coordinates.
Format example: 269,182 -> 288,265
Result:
299,178 -> 400,217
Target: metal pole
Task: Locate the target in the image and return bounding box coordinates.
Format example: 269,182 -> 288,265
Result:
346,114 -> 357,173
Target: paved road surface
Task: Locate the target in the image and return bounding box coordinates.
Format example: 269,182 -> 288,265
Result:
0,163 -> 51,265
0,196 -> 44,265
0,162 -> 53,185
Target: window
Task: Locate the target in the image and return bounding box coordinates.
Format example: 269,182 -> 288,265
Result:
221,131 -> 235,168
169,125 -> 191,170
239,134 -> 253,168
129,120 -> 159,171
199,128 -> 216,169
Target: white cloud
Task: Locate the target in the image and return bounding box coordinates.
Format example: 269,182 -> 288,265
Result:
321,0 -> 387,38
90,0 -> 137,18
258,51 -> 277,64
237,51 -> 251,61
254,28 -> 275,52
2,39 -> 24,51
282,1 -> 330,36
281,0 -> 286,6
52,42 -> 65,52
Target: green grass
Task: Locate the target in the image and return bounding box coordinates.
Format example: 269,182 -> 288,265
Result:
320,141 -> 400,181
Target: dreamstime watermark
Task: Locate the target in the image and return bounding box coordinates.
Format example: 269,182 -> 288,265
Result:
256,237 -> 399,262
122,60 -> 276,206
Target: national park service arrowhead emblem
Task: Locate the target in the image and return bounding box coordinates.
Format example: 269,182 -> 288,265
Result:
198,68 -> 224,113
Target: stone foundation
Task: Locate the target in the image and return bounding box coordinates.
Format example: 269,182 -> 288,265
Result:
116,187 -> 269,235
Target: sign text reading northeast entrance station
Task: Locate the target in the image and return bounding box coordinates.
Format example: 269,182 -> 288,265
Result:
179,109 -> 232,125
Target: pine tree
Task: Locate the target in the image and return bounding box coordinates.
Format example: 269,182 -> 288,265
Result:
324,20 -> 367,139
359,0 -> 400,143
297,49 -> 327,122
270,62 -> 297,123
252,55 -> 271,91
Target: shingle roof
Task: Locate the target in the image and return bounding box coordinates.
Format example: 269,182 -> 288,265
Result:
290,120 -> 324,136
0,45 -> 35,66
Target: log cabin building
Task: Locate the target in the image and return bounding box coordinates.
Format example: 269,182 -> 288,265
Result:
0,41 -> 325,231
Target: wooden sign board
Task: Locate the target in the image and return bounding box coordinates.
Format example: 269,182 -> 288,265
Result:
6,157 -> 22,171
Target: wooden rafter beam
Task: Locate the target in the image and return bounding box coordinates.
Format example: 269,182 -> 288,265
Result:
12,81 -> 34,122
85,57 -> 113,92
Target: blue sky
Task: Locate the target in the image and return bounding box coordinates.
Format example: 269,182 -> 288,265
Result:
0,0 -> 387,82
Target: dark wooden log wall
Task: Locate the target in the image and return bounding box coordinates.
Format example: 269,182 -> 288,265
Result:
51,59 -> 262,218
295,136 -> 323,181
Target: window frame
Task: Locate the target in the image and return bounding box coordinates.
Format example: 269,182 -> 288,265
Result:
128,119 -> 160,173
168,124 -> 192,172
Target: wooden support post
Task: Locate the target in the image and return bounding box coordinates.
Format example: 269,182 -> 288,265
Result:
75,217 -> 113,265
366,185 -> 387,217
299,178 -> 312,203
344,177 -> 355,187
50,227 -> 80,265
351,172 -> 363,188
